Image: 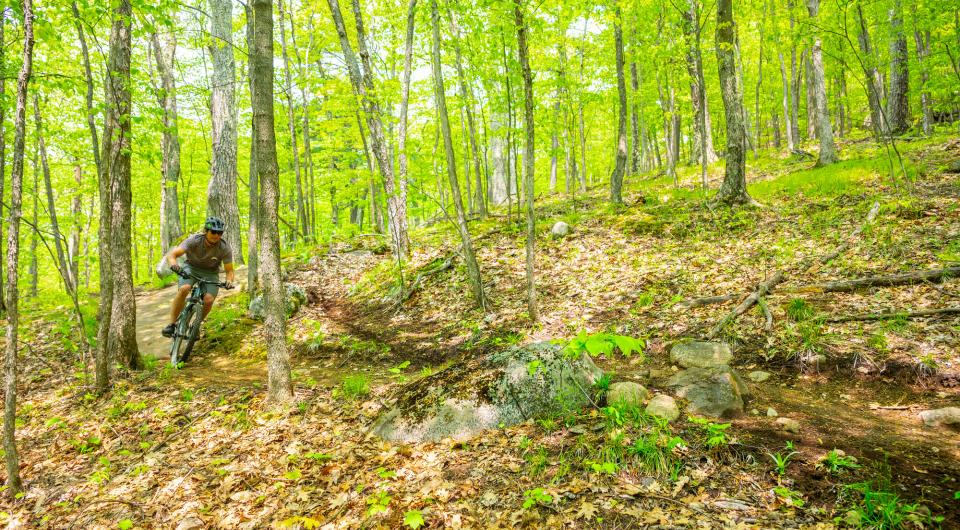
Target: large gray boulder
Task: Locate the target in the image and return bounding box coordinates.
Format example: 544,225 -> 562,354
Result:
372,342 -> 603,442
919,407 -> 960,428
249,283 -> 307,320
666,365 -> 751,418
607,382 -> 649,408
550,221 -> 571,238
670,341 -> 733,368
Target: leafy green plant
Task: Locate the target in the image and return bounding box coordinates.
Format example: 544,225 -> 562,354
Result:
522,488 -> 553,510
563,331 -> 645,361
388,361 -> 411,374
774,486 -> 805,508
593,373 -> 613,402
365,489 -> 391,516
818,449 -> 860,474
842,480 -> 935,529
403,510 -> 425,529
786,298 -> 815,321
341,374 -> 370,400
688,416 -> 731,448
768,441 -> 799,476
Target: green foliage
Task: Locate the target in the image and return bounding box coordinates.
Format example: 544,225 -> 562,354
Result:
768,441 -> 799,476
118,520 -> 134,530
592,373 -> 613,402
818,449 -> 860,474
841,480 -> 935,529
786,298 -> 815,322
563,331 -> 645,361
340,374 -> 370,400
365,489 -> 391,516
774,486 -> 806,508
403,510 -> 425,529
522,488 -> 553,509
688,416 -> 731,448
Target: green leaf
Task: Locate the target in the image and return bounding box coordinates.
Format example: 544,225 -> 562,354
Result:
118,520 -> 134,530
526,360 -> 543,376
403,510 -> 425,529
584,335 -> 613,356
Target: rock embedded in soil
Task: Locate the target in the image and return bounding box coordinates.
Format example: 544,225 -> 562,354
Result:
919,407 -> 960,428
249,283 -> 307,320
670,341 -> 733,369
666,366 -> 751,418
550,221 -> 571,237
645,394 -> 680,422
607,382 -> 649,407
749,370 -> 771,383
371,341 -> 603,443
776,417 -> 801,433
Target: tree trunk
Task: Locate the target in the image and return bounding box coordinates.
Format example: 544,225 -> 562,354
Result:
913,26 -> 932,135
244,4 -> 259,296
396,0 -> 417,253
448,8 -> 487,218
805,51 -> 817,140
807,0 -> 837,165
0,17 -> 6,313
430,0 -> 486,309
105,0 -> 139,371
490,111 -> 508,205
70,165 -> 82,283
777,49 -> 794,150
788,0 -> 802,144
630,61 -> 641,175
515,0 -> 538,321
550,100 -> 558,191
208,0 -> 243,263
29,146 -> 37,297
150,31 -> 183,253
610,5 -> 627,204
253,0 -> 293,403
886,0 -> 910,135
684,0 -> 718,166
277,0 -> 307,240
856,3 -> 887,136
34,96 -> 73,292
289,10 -> 317,237
577,21 -> 588,191
714,0 -> 752,205
4,0 -> 32,496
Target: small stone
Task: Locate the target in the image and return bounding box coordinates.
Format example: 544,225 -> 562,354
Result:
607,382 -> 650,408
776,417 -> 800,433
670,341 -> 733,368
479,491 -> 499,507
550,221 -> 571,237
645,394 -> 680,422
750,408 -> 760,415
919,407 -> 960,428
766,407 -> 778,417
748,370 -> 771,383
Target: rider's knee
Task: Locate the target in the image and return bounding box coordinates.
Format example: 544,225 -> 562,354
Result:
178,284 -> 192,295
203,294 -> 215,306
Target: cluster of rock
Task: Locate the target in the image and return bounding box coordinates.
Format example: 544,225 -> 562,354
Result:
249,283 -> 308,320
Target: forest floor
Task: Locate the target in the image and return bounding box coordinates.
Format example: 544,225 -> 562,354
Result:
4,133 -> 960,529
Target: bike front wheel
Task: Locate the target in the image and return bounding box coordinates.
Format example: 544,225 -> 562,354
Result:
170,304 -> 202,367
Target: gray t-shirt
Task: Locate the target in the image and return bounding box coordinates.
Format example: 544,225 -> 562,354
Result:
178,233 -> 233,272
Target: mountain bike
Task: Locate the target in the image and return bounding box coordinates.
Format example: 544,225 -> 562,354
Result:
169,270 -> 232,367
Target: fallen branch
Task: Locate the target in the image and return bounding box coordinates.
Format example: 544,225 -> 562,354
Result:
703,202 -> 879,338
679,293 -> 737,309
389,256 -> 454,309
798,266 -> 960,294
825,307 -> 960,323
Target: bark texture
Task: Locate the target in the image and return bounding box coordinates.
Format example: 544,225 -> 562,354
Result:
150,31 -> 183,253
610,5 -> 627,204
714,0 -> 752,205
515,0 -> 538,321
886,0 -> 911,135
208,0 -> 243,262
253,0 -> 293,403
806,0 -> 837,165
3,0 -> 33,496
430,0 -> 486,309
684,0 -> 718,165
244,4 -> 259,296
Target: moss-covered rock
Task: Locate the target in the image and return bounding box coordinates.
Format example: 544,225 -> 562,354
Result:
372,341 -> 603,442
249,283 -> 307,320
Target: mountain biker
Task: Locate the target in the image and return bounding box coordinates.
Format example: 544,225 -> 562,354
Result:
161,216 -> 235,338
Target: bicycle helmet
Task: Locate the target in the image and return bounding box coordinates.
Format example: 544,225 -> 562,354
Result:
204,216 -> 226,232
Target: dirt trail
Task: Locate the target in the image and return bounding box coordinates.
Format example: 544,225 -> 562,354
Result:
135,267 -> 248,360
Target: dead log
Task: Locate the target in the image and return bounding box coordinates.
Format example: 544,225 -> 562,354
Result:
825,307 -> 960,323
799,266 -> 960,293
390,256 -> 454,309
701,202 -> 879,338
679,293 -> 738,309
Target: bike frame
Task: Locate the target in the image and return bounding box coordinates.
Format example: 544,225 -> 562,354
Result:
169,272 -> 227,367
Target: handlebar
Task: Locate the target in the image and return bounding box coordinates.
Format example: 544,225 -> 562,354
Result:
175,269 -> 234,289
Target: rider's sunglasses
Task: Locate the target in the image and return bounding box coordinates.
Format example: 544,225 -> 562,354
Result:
210,230 -> 223,236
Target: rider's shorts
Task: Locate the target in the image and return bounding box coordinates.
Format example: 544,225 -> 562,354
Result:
178,264 -> 221,297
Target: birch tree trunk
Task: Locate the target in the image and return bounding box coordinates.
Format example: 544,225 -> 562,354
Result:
253,0 -> 293,403
4,0 -> 32,496
0,16 -> 5,313
886,0 -> 910,135
396,0 -> 417,253
515,0 -> 538,321
490,111 -> 508,205
430,0 -> 486,309
208,0 -> 243,261
150,31 -> 183,253
807,0 -> 837,165
610,4 -> 627,204
856,3 -> 887,136
714,0 -> 752,205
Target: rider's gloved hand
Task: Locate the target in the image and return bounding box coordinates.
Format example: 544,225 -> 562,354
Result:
170,263 -> 182,274
224,281 -> 235,290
